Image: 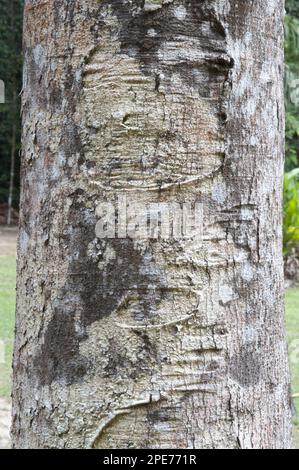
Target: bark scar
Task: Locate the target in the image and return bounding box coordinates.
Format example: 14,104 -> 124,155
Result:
89,391 -> 163,448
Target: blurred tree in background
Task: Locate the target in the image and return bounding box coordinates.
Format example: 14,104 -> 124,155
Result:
0,0 -> 23,219
285,0 -> 299,170
284,1 -> 299,263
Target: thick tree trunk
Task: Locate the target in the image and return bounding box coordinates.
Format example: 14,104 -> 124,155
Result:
12,0 -> 291,449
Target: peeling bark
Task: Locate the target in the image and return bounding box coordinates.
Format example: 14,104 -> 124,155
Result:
12,0 -> 291,449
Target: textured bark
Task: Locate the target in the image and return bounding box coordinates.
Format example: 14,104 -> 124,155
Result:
12,0 -> 291,449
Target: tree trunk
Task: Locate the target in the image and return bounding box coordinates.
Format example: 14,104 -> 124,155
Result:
12,0 -> 291,449
6,0 -> 17,226
7,117 -> 16,226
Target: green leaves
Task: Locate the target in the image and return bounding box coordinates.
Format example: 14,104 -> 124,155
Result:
284,2 -> 299,256
285,5 -> 299,171
283,169 -> 299,255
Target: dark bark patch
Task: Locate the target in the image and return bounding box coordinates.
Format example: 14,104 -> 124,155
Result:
34,308 -> 89,386
34,194 -> 166,386
228,0 -> 254,39
103,335 -> 157,380
99,0 -> 229,82
147,407 -> 171,425
229,348 -> 261,387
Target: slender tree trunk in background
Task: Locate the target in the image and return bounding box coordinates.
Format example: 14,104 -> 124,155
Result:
7,0 -> 17,226
12,0 -> 291,449
7,113 -> 16,226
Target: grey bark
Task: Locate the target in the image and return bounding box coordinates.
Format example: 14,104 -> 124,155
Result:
12,0 -> 291,449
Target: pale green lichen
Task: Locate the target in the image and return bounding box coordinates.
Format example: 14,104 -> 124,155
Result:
144,0 -> 174,13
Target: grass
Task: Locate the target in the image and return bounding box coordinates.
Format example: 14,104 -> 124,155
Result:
285,287 -> 299,447
286,288 -> 299,408
0,256 -> 16,398
0,255 -> 298,446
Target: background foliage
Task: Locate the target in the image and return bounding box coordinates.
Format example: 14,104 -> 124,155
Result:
0,0 -> 23,208
284,169 -> 299,255
284,1 -> 299,257
285,1 -> 299,170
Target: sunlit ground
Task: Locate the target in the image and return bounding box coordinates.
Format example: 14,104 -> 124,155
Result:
0,255 -> 15,398
285,287 -> 299,448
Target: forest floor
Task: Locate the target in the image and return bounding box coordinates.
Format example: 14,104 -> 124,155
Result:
0,226 -> 16,449
286,288 -> 299,448
0,225 -> 298,449
0,398 -> 10,449
0,226 -> 17,257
